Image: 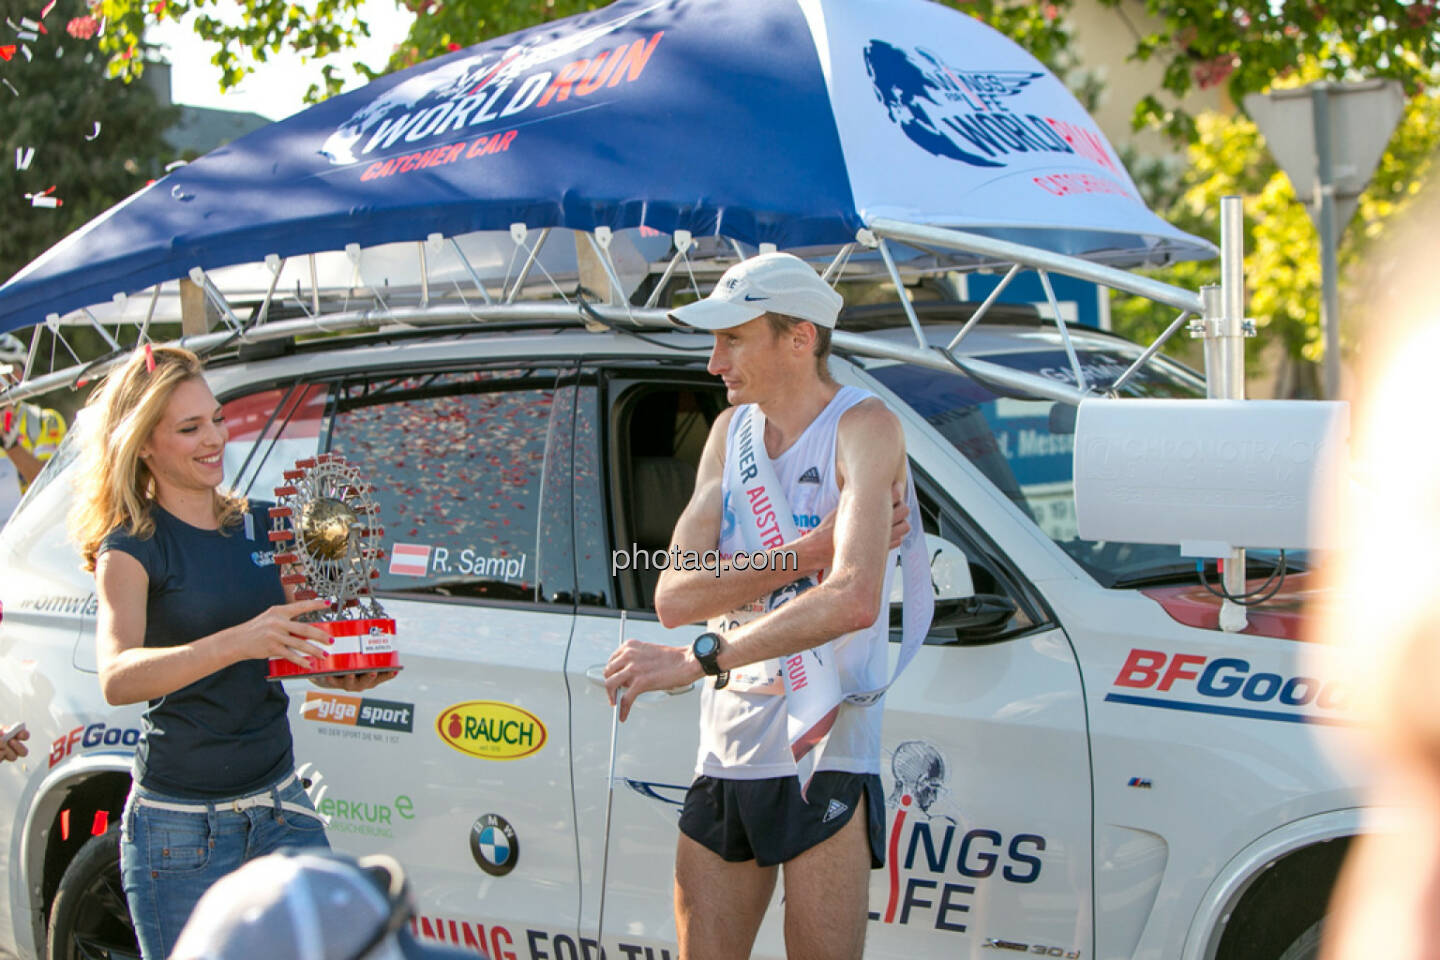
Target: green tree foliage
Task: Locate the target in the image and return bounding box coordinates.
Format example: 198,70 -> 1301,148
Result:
1110,84 -> 1440,394
94,0 -> 1440,129
0,0 -> 176,281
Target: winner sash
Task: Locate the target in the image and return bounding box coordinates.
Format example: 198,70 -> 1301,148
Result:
724,402 -> 934,794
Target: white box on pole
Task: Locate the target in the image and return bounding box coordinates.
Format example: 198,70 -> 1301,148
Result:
1073,399 -> 1349,552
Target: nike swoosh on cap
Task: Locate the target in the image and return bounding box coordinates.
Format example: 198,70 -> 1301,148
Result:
743,294 -> 769,302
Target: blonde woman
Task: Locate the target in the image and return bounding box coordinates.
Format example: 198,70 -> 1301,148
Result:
71,346 -> 390,960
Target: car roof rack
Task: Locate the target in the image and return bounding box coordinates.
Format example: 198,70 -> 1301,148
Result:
0,213 -> 1235,411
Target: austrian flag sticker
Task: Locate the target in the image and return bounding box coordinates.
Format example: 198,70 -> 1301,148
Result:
389,543 -> 431,577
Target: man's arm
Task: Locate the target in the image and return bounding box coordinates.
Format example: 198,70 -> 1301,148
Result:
712,399 -> 905,670
3,444 -> 42,488
652,406 -> 835,628
0,412 -> 43,488
607,399 -> 906,720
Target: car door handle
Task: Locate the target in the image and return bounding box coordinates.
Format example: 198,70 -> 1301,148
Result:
585,664 -> 696,697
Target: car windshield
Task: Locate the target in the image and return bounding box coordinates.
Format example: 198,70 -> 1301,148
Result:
869,344 -> 1289,588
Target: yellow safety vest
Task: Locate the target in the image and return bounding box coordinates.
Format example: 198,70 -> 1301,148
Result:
6,403 -> 67,493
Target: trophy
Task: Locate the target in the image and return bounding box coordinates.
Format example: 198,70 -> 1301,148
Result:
265,453 -> 401,680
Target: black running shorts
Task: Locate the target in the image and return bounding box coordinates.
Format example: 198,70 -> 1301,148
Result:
678,772 -> 886,869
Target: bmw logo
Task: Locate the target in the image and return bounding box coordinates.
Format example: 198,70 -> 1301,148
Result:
469,813 -> 518,877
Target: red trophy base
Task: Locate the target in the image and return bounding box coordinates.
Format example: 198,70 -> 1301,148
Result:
268,617 -> 402,681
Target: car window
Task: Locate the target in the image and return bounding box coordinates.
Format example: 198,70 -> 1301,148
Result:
327,367 -> 563,603
869,347 -> 1234,588
593,372 -> 726,612
222,382 -> 330,498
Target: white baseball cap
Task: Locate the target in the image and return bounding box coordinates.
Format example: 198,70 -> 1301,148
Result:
669,252 -> 844,331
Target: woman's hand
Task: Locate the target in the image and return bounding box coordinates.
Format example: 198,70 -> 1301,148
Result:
231,598 -> 335,668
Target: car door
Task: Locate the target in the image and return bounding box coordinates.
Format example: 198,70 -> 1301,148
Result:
565,365 -> 718,960
861,466 -> 1092,959
272,363 -> 582,960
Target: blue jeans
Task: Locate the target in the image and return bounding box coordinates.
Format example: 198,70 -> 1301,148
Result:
119,772 -> 329,960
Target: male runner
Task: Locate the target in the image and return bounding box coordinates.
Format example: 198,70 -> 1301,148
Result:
604,252 -> 926,960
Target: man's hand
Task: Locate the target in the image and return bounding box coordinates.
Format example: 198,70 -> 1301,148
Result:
309,670 -> 399,692
1,723 -> 29,763
798,480 -> 911,571
603,639 -> 703,722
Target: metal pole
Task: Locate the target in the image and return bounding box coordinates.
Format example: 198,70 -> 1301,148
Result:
1311,84 -> 1342,399
596,610 -> 626,958
1219,197 -> 1247,403
1109,310 -> 1191,395
1217,196 -> 1247,631
875,238 -> 929,350
868,217 -> 1204,316
947,264 -> 1020,351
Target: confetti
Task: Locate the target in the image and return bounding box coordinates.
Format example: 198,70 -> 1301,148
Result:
25,184 -> 61,208
18,43 -> 30,60
14,147 -> 33,170
28,196 -> 60,208
19,17 -> 41,31
143,344 -> 155,372
65,15 -> 96,38
40,0 -> 57,18
0,44 -> 12,60
16,30 -> 36,42
84,121 -> 100,141
2,79 -> 17,96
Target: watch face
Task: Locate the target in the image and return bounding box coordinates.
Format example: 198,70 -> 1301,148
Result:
695,634 -> 718,658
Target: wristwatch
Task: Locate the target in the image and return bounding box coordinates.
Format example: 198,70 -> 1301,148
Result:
691,631 -> 729,690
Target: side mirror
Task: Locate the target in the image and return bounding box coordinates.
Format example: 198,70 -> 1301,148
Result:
889,534 -> 974,604
889,534 -> 1018,640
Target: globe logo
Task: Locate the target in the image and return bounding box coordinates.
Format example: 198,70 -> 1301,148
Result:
863,39 -> 1043,169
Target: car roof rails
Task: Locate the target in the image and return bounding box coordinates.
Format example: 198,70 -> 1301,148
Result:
0,217 -> 1220,410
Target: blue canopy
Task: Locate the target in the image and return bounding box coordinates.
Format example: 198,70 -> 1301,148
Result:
0,0 -> 1212,334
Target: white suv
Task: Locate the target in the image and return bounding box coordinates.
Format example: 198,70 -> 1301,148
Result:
0,306 -> 1353,960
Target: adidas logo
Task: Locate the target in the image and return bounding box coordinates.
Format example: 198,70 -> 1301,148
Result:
823,799 -> 848,823
798,466 -> 821,484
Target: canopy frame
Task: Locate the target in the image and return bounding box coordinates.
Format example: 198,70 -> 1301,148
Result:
0,214 -> 1232,414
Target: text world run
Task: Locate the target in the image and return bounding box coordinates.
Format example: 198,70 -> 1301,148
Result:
361,32 -> 663,158
942,112 -> 1119,173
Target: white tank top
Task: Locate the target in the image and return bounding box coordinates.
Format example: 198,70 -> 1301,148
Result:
697,385 -> 894,779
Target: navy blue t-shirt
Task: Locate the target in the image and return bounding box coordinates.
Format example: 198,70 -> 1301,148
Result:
99,501 -> 293,799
